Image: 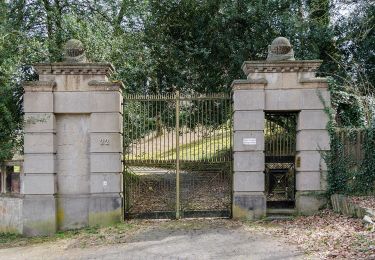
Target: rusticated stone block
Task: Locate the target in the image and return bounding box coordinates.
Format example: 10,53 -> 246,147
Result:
56,195 -> 89,231
233,111 -> 265,131
296,171 -> 322,191
23,173 -> 56,195
233,90 -> 264,111
24,133 -> 56,154
24,92 -> 53,113
24,113 -> 56,133
234,152 -> 265,172
265,89 -> 301,110
90,173 -> 122,193
295,191 -> 327,215
23,195 -> 56,236
23,154 -> 56,174
297,110 -> 329,130
295,151 -> 327,172
90,133 -> 122,153
90,113 -> 122,133
90,153 -> 122,173
296,130 -> 330,151
233,192 -> 266,220
233,172 -> 265,192
89,194 -> 122,226
233,131 -> 264,152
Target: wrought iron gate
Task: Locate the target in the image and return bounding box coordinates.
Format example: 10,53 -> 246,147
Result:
265,112 -> 297,208
123,92 -> 232,218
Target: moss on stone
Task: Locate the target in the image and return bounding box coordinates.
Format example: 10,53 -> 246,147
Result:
88,209 -> 122,227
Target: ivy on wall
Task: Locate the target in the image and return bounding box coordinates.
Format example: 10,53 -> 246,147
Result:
324,79 -> 375,196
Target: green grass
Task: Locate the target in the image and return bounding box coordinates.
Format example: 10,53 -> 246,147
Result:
128,128 -> 232,161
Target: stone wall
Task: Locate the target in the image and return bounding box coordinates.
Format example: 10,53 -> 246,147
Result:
0,196 -> 23,233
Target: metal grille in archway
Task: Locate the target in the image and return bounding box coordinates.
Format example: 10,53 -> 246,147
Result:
265,112 -> 297,208
123,92 -> 232,219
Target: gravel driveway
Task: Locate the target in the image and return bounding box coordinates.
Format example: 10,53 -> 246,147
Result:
0,219 -> 310,260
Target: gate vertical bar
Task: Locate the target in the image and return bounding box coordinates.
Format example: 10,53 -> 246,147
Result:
175,90 -> 180,219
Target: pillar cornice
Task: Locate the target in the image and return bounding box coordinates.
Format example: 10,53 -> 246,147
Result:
34,62 -> 115,77
242,60 -> 323,75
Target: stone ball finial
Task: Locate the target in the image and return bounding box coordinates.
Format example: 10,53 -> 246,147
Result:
64,39 -> 87,63
267,37 -> 295,61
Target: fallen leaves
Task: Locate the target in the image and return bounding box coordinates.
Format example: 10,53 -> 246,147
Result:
246,210 -> 375,259
348,196 -> 375,211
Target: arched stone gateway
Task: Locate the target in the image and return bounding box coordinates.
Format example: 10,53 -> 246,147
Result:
232,37 -> 330,219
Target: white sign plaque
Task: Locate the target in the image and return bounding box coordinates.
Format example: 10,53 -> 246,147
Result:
243,138 -> 256,145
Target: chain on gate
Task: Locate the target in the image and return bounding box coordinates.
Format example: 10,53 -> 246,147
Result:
123,92 -> 232,219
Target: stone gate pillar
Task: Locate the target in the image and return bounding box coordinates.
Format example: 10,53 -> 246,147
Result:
232,37 -> 330,219
23,40 -> 123,236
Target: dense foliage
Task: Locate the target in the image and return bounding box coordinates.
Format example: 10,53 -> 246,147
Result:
0,0 -> 374,164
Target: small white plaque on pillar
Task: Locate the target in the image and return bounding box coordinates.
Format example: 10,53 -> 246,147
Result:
243,138 -> 256,145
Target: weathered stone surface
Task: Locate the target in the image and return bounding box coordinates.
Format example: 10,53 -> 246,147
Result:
231,79 -> 267,90
23,154 -> 56,174
0,197 -> 23,233
296,171 -> 322,191
90,173 -> 122,193
56,114 -> 90,194
233,192 -> 266,220
301,89 -> 330,109
233,131 -> 264,151
36,63 -> 114,78
24,113 -> 56,133
22,44 -> 123,236
265,89 -> 301,110
233,152 -> 265,172
23,174 -> 56,194
265,89 -> 330,111
232,41 -> 331,217
295,151 -> 327,172
90,113 -> 122,133
295,191 -> 327,215
89,194 -> 122,226
297,110 -> 329,130
90,133 -> 122,153
90,153 -> 122,173
24,133 -> 56,154
54,92 -> 90,113
296,130 -> 330,151
233,90 -> 264,111
53,74 -> 106,92
266,37 -> 295,61
63,39 -> 87,63
57,175 -> 90,194
22,195 -> 56,236
233,172 -> 265,192
24,92 -> 53,113
91,92 -> 122,113
233,111 -> 264,131
242,60 -> 323,76
56,195 -> 89,231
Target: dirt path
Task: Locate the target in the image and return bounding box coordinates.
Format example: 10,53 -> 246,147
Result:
0,219 -> 309,260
